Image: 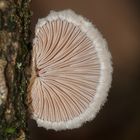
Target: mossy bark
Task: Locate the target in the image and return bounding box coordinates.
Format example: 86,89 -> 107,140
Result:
0,0 -> 31,139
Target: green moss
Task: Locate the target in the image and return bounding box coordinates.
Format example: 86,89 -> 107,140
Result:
5,127 -> 16,134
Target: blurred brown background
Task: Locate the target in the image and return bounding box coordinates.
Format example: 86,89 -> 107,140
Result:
28,0 -> 140,140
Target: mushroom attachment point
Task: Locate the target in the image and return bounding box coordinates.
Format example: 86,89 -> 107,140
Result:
28,10 -> 113,130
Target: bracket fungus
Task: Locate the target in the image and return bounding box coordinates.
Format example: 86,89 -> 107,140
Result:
28,10 -> 113,130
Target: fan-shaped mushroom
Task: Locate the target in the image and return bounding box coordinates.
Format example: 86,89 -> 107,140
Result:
28,10 -> 112,130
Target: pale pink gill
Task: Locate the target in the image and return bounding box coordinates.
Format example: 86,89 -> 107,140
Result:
30,19 -> 100,122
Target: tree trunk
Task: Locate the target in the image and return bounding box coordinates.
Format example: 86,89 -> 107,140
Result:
0,0 -> 31,139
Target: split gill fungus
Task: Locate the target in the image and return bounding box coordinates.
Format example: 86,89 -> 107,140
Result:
28,10 -> 113,131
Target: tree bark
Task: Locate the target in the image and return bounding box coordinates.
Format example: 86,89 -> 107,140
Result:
0,0 -> 31,139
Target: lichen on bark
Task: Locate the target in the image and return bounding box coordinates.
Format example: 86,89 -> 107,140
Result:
0,0 -> 31,139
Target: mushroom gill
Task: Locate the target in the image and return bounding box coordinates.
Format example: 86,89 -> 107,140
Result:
28,10 -> 112,130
